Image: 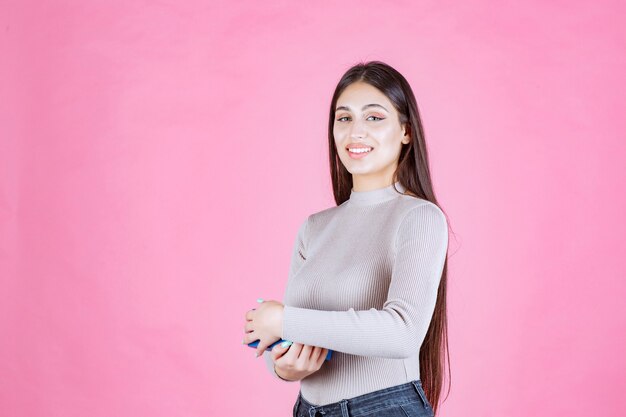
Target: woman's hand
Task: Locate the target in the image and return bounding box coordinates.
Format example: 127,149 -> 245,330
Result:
243,299 -> 284,357
270,342 -> 329,382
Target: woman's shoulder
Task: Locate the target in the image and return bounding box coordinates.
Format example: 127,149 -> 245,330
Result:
395,195 -> 447,226
396,192 -> 438,209
306,203 -> 343,224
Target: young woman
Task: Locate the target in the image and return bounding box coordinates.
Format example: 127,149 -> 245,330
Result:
243,61 -> 451,417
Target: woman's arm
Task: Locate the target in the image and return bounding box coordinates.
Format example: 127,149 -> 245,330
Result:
281,203 -> 448,359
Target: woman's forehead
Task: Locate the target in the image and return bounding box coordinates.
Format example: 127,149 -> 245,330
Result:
336,84 -> 395,112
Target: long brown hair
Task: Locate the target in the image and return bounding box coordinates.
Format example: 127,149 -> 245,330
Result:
327,60 -> 452,414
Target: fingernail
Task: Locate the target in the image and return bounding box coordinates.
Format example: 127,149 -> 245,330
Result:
242,339 -> 246,344
255,351 -> 259,357
257,298 -> 264,303
280,340 -> 293,348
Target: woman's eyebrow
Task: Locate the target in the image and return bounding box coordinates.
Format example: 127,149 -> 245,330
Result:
335,104 -> 389,113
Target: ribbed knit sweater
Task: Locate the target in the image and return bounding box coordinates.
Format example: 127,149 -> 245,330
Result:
263,181 -> 449,406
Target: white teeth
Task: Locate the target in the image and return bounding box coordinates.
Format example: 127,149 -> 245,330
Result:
348,147 -> 372,153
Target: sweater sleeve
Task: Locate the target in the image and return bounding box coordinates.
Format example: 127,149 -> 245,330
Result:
262,217 -> 308,380
281,203 -> 448,359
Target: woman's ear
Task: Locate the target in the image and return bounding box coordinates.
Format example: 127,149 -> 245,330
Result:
402,123 -> 411,144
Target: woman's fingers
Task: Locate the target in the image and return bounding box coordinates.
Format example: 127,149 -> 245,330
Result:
297,344 -> 312,364
310,346 -> 323,365
285,342 -> 303,361
278,342 -> 302,367
255,337 -> 278,357
310,346 -> 321,362
317,348 -> 329,366
270,341 -> 292,361
275,343 -> 327,369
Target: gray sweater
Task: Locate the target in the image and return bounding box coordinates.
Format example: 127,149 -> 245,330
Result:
263,181 -> 449,406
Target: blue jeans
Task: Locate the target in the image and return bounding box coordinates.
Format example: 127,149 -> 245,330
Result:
293,379 -> 434,417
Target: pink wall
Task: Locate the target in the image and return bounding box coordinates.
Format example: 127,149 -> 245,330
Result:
1,1 -> 624,416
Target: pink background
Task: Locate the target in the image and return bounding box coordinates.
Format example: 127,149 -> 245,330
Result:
1,1 -> 625,416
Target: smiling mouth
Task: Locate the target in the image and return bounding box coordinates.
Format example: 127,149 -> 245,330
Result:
347,146 -> 373,153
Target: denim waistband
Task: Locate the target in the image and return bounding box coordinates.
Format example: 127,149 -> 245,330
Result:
294,379 -> 432,417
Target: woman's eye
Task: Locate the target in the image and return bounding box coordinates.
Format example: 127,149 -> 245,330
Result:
336,116 -> 384,122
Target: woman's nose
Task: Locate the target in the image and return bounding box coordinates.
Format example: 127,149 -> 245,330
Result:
350,119 -> 367,139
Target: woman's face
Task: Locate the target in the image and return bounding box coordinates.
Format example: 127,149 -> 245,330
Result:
333,81 -> 410,190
